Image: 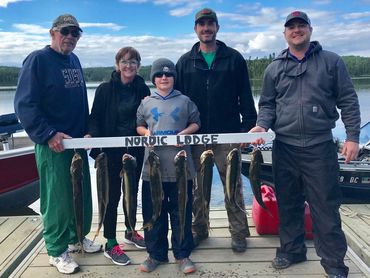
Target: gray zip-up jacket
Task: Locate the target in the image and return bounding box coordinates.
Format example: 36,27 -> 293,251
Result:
257,41 -> 360,147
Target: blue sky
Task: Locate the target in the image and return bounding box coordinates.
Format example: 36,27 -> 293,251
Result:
1,0 -> 370,67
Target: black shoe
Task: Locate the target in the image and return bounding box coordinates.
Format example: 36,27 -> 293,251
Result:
231,237 -> 247,252
326,274 -> 346,278
193,233 -> 208,247
271,257 -> 292,269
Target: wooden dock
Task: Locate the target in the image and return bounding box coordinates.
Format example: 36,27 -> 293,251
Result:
2,207 -> 370,277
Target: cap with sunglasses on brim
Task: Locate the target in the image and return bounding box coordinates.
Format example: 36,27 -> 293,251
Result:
150,58 -> 177,85
195,8 -> 218,24
284,11 -> 311,27
52,14 -> 83,32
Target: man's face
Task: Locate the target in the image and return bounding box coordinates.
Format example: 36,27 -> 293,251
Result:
194,18 -> 219,44
50,26 -> 81,55
284,19 -> 312,49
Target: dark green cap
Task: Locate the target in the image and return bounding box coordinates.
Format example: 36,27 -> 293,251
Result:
195,8 -> 218,24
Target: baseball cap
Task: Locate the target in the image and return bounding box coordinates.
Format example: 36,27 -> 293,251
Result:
52,14 -> 83,32
284,11 -> 311,27
195,8 -> 218,24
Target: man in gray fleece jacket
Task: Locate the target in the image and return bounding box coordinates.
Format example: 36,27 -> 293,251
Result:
250,11 -> 360,278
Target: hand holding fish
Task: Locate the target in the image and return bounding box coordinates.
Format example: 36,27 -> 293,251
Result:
248,126 -> 267,145
48,132 -> 71,152
341,140 -> 359,163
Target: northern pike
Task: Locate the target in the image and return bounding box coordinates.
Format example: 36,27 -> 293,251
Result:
249,148 -> 268,210
70,151 -> 84,253
120,153 -> 137,232
225,148 -> 241,207
142,150 -> 164,231
200,149 -> 214,229
93,152 -> 109,242
175,150 -> 188,244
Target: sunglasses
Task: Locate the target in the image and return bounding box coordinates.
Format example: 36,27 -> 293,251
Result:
58,27 -> 81,38
154,72 -> 174,78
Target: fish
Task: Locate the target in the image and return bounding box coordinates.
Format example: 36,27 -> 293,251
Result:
200,149 -> 214,230
175,150 -> 188,244
92,152 -> 109,242
120,153 -> 137,232
142,150 -> 164,231
70,151 -> 84,253
249,148 -> 268,210
225,148 -> 241,207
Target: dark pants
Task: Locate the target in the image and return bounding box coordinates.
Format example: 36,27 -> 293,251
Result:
142,180 -> 194,261
103,147 -> 144,239
273,140 -> 348,277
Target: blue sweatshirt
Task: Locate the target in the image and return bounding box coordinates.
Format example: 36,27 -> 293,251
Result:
14,46 -> 89,144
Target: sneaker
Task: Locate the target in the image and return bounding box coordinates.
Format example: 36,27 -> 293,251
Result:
123,230 -> 146,249
326,274 -> 347,278
231,237 -> 247,252
177,257 -> 196,274
139,257 -> 162,273
49,249 -> 80,274
104,244 -> 131,266
271,257 -> 292,269
68,237 -> 102,253
193,232 -> 208,247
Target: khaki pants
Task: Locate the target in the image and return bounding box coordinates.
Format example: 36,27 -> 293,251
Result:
191,144 -> 250,238
35,145 -> 92,257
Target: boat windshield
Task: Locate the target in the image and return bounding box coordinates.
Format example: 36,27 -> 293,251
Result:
359,122 -> 370,148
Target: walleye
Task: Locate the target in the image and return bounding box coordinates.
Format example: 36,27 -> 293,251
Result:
249,148 -> 268,210
120,153 -> 137,232
200,149 -> 214,229
142,150 -> 164,231
70,151 -> 84,253
225,148 -> 241,207
175,150 -> 188,244
93,152 -> 109,242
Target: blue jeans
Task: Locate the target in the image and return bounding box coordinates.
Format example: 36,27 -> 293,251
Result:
142,180 -> 194,261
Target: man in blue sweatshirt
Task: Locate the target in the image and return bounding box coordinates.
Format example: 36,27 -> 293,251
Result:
14,14 -> 101,275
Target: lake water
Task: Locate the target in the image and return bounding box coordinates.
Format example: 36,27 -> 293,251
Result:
1,79 -> 370,214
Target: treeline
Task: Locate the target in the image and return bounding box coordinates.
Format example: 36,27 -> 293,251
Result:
1,55 -> 370,86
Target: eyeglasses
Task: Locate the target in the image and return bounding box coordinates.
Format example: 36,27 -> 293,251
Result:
120,60 -> 139,66
154,72 -> 174,78
57,27 -> 81,38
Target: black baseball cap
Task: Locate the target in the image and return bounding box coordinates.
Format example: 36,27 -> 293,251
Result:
195,8 -> 218,24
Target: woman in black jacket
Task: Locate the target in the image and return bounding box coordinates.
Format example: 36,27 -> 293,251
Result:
88,47 -> 150,265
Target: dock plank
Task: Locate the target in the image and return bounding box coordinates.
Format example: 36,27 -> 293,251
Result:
0,216 -> 43,278
6,207 -> 370,277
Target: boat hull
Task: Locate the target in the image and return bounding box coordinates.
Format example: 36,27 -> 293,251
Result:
241,155 -> 370,203
0,146 -> 40,210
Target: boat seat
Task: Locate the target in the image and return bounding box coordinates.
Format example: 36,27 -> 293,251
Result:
0,113 -> 24,137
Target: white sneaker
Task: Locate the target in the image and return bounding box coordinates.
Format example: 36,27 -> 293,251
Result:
68,237 -> 102,253
49,249 -> 79,274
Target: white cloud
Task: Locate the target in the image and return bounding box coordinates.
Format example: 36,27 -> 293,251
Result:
13,23 -> 49,34
0,0 -> 29,8
169,1 -> 205,17
80,22 -> 125,31
343,11 -> 370,20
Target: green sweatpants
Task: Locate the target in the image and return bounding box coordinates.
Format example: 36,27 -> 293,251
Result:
35,144 -> 92,257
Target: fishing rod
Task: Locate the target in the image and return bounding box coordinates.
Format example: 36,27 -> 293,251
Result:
62,132 -> 275,149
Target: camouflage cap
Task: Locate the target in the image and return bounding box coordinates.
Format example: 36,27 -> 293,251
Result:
195,8 -> 218,24
284,11 -> 311,26
52,14 -> 82,31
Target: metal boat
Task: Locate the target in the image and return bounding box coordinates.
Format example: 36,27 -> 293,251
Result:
0,113 -> 39,211
241,121 -> 370,202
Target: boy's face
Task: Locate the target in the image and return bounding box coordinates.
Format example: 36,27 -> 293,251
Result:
154,73 -> 174,93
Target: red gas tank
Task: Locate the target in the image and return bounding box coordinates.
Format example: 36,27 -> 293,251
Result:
252,185 -> 314,239
252,185 -> 279,235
